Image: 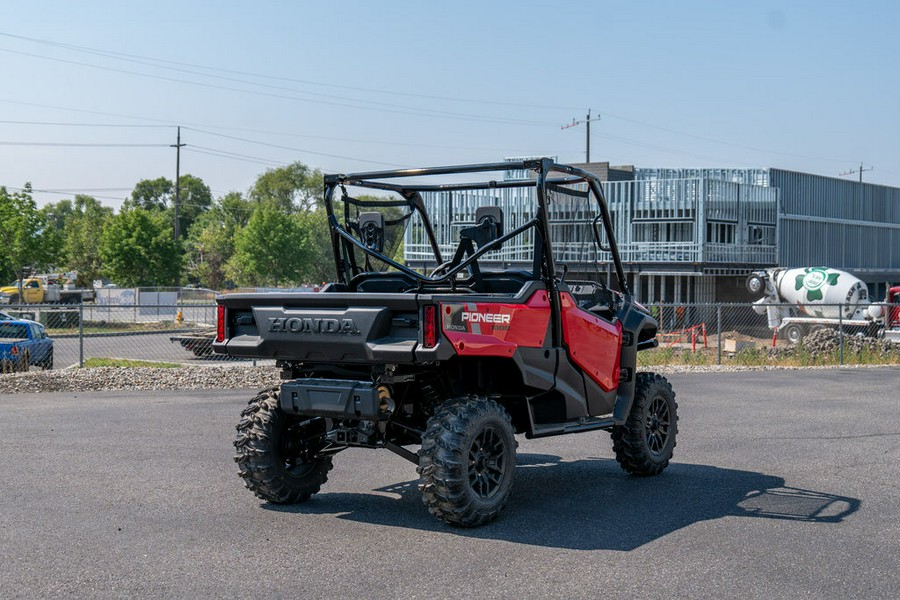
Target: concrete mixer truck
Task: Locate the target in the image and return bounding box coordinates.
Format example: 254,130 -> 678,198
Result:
746,267 -> 889,344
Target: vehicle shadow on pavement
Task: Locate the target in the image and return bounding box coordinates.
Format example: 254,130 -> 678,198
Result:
262,453 -> 860,551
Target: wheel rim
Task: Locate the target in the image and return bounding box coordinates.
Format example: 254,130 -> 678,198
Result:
786,326 -> 801,344
645,396 -> 671,456
468,426 -> 506,499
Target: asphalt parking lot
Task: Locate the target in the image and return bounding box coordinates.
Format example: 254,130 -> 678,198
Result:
2,367 -> 899,598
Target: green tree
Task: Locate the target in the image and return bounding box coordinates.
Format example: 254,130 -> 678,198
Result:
37,199 -> 72,269
296,208 -> 334,284
219,190 -> 253,228
64,195 -> 113,287
227,203 -> 308,287
40,199 -> 74,231
124,177 -> 172,211
184,192 -> 251,289
171,174 -> 213,239
99,208 -> 181,286
0,184 -> 56,285
249,162 -> 323,211
124,175 -> 212,240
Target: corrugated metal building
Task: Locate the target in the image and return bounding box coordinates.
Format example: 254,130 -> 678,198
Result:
403,162 -> 900,304
636,167 -> 900,301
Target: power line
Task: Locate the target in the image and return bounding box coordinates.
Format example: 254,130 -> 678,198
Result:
0,141 -> 168,147
0,46 -> 556,127
186,146 -> 289,168
37,187 -> 132,192
187,131 -> 407,167
0,32 -> 865,167
0,97 -> 179,125
602,112 -> 854,164
4,183 -> 231,209
0,32 -> 847,162
0,116 -> 512,153
0,30 -> 582,112
0,119 -> 167,128
3,184 -> 126,202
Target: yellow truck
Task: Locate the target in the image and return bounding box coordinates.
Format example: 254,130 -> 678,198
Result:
0,277 -> 96,305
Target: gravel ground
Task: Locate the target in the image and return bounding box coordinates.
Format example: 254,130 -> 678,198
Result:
0,366 -> 281,393
1,362 -> 897,393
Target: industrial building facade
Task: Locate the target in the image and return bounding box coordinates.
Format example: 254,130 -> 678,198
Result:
403,161 -> 900,304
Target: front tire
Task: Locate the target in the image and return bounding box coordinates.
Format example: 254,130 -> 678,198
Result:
234,388 -> 333,504
418,396 -> 517,527
612,372 -> 678,476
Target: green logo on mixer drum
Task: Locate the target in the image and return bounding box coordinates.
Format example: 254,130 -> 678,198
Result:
795,267 -> 840,301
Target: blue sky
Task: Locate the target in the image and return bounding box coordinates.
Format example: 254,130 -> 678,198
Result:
1,0 -> 897,208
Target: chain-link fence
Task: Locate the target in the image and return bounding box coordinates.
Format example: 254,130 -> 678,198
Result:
1,299 -> 898,371
642,302 -> 900,368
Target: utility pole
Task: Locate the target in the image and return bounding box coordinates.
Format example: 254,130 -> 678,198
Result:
170,126 -> 185,240
561,109 -> 601,163
839,162 -> 873,183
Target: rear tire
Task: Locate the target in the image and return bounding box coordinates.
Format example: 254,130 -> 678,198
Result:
42,348 -> 54,370
234,388 -> 333,504
418,396 -> 517,527
782,323 -> 805,345
612,372 -> 678,476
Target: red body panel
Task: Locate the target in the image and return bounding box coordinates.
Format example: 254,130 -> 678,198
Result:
440,290 -> 550,356
560,292 -> 622,392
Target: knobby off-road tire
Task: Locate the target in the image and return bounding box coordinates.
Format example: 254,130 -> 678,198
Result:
612,372 -> 678,476
234,388 -> 333,504
418,396 -> 517,527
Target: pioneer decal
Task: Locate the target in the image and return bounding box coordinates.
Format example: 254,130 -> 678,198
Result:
443,304 -> 513,333
462,312 -> 511,325
268,317 -> 360,335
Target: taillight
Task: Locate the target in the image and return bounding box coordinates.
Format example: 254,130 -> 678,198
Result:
423,304 -> 437,348
216,304 -> 225,343
11,346 -> 18,356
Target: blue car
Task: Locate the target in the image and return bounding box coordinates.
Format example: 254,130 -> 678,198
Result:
0,319 -> 54,371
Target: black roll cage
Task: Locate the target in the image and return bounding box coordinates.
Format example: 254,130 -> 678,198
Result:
323,158 -> 631,298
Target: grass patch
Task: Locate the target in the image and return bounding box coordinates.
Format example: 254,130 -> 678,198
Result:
81,358 -> 182,368
637,343 -> 900,367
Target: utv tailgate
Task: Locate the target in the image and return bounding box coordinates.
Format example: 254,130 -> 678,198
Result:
215,292 -> 421,363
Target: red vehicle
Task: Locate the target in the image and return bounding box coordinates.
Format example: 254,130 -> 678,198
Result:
884,286 -> 900,344
215,159 -> 676,526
